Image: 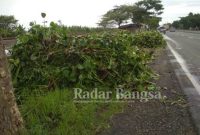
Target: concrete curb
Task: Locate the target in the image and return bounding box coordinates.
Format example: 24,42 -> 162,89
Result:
166,47 -> 200,135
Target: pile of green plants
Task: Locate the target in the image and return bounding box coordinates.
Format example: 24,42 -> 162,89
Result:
9,22 -> 166,135
133,31 -> 166,48
10,22 -> 163,92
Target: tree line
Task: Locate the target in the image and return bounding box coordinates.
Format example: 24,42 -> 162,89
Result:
0,15 -> 25,37
98,0 -> 164,29
172,13 -> 200,30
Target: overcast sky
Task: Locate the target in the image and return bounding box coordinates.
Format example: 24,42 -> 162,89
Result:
0,0 -> 200,27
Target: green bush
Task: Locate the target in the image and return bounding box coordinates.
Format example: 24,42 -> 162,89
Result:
133,31 -> 166,48
10,23 -> 153,92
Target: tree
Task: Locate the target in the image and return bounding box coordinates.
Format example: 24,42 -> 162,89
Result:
172,13 -> 200,30
146,16 -> 161,29
120,1 -> 163,28
135,0 -> 164,28
98,5 -> 130,27
136,0 -> 164,16
15,24 -> 26,35
172,21 -> 179,28
0,15 -> 17,29
98,0 -> 164,29
41,12 -> 47,26
0,15 -> 18,37
128,5 -> 148,24
0,38 -> 24,134
41,12 -> 46,18
97,17 -> 110,28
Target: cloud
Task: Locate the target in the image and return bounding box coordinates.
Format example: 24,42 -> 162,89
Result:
161,0 -> 200,24
0,0 -> 200,27
2,0 -> 137,27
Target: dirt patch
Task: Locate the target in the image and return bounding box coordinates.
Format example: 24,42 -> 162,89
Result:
100,48 -> 197,135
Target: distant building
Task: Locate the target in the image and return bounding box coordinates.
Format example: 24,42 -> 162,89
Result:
119,23 -> 148,32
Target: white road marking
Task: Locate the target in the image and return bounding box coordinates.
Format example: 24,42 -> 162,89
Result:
164,35 -> 200,95
164,35 -> 182,50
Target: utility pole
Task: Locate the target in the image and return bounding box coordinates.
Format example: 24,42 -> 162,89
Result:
0,37 -> 24,134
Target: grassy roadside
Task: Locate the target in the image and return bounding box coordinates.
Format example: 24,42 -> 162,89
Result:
19,89 -> 124,135
10,24 -> 166,135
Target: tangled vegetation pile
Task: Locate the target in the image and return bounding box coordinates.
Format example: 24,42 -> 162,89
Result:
10,22 -> 166,92
133,31 -> 166,48
9,22 -> 166,134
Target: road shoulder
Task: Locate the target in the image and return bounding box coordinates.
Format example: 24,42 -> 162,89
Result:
166,45 -> 200,135
100,48 -> 197,135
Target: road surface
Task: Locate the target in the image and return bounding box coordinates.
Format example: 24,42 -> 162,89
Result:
166,31 -> 200,86
165,31 -> 200,134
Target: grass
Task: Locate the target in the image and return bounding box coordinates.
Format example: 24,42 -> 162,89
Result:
18,89 -> 123,135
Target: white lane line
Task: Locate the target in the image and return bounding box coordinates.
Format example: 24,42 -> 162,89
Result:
164,35 -> 200,95
164,35 -> 182,49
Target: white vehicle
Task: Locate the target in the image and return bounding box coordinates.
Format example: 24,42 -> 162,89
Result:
157,27 -> 166,34
169,27 -> 176,32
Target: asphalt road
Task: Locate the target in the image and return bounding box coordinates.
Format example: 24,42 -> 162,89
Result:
166,31 -> 200,80
165,31 -> 200,134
